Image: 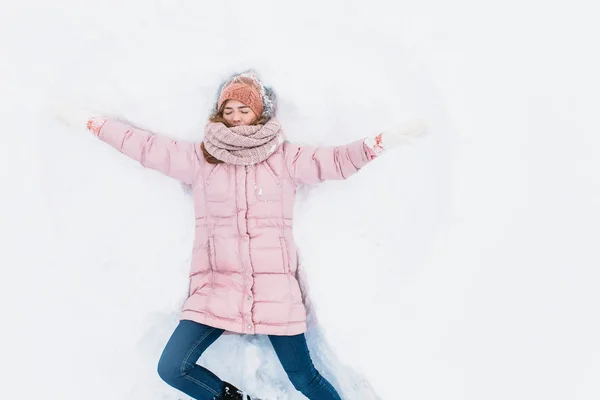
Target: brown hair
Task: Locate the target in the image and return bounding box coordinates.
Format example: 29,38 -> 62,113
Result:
201,103 -> 270,164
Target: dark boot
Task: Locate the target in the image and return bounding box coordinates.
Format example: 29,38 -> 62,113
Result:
222,381 -> 253,400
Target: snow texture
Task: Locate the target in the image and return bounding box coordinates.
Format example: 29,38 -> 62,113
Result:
2,0 -> 600,399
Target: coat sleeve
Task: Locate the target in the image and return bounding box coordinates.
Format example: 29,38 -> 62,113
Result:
96,119 -> 199,185
283,138 -> 377,185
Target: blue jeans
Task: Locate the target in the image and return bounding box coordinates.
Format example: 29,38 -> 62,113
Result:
157,319 -> 342,400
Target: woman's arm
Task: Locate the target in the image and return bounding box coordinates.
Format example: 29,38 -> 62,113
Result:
283,118 -> 429,186
282,138 -> 376,185
88,117 -> 198,185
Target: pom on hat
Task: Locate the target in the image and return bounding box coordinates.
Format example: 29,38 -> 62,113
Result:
214,70 -> 276,119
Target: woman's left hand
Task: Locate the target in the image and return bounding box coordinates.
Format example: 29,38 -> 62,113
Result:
365,118 -> 430,155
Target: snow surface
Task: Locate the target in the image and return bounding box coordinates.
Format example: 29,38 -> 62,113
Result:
2,0 -> 600,399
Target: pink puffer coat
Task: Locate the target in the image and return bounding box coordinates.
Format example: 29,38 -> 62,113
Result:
96,119 -> 376,335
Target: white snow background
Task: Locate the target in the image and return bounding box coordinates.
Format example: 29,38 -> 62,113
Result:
1,0 -> 599,399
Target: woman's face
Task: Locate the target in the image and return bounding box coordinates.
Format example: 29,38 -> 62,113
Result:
222,99 -> 257,126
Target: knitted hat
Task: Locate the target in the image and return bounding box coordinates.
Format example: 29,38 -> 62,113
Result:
215,70 -> 276,119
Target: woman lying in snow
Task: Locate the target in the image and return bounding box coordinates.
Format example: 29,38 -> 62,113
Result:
67,71 -> 428,400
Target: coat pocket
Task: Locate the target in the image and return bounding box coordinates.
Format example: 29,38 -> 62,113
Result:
254,162 -> 282,201
205,164 -> 231,202
208,236 -> 217,270
263,162 -> 280,185
280,237 -> 290,274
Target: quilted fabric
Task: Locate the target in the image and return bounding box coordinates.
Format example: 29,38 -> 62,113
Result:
96,119 -> 376,335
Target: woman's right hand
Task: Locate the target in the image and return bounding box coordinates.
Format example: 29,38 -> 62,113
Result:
51,103 -> 91,129
50,102 -> 106,135
86,117 -> 107,136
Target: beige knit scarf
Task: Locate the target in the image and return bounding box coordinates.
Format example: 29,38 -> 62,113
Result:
203,118 -> 283,165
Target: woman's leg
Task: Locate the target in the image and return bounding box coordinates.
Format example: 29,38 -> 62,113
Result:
157,319 -> 225,399
269,334 -> 342,400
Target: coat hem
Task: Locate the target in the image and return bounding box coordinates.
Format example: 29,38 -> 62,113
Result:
180,310 -> 306,336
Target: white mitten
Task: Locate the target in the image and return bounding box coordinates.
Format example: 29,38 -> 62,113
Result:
49,102 -> 110,136
50,103 -> 96,130
365,118 -> 430,155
